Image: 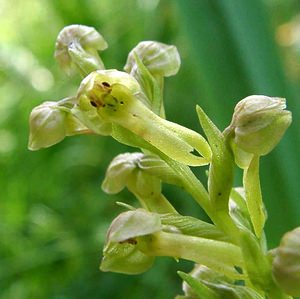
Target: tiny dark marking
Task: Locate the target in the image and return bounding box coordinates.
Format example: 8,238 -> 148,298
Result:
119,238 -> 137,245
102,81 -> 110,87
128,239 -> 137,245
120,101 -> 124,104
234,265 -> 243,274
90,101 -> 97,107
218,192 -> 222,196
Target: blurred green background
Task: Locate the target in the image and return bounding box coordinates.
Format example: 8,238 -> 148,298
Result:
1,0 -> 300,298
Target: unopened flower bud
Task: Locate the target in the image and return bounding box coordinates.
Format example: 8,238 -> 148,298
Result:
102,152 -> 181,194
102,152 -> 178,213
273,227 -> 300,296
124,41 -> 181,78
124,41 -> 180,112
229,187 -> 252,231
225,95 -> 291,159
28,100 -> 88,150
55,25 -> 108,76
102,152 -> 144,194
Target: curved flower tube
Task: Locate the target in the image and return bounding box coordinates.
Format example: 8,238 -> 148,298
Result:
101,209 -> 244,280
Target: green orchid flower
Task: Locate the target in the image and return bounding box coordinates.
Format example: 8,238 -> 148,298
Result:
101,152 -> 178,213
75,70 -> 212,166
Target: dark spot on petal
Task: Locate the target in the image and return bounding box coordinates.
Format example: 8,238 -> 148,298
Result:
127,238 -> 137,245
102,81 -> 110,87
234,266 -> 243,274
119,238 -> 137,245
90,101 -> 97,107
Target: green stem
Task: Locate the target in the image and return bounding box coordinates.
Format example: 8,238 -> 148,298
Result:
212,210 -> 241,244
164,156 -> 241,244
163,157 -> 211,214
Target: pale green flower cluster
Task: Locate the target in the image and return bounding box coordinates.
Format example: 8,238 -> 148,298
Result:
28,25 -> 299,299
